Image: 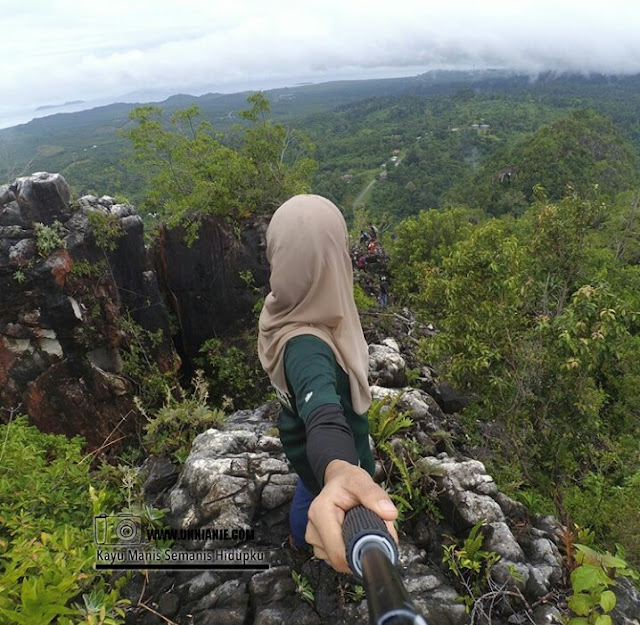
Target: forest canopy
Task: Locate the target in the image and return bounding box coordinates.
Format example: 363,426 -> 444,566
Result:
120,93 -> 317,237
389,191 -> 640,562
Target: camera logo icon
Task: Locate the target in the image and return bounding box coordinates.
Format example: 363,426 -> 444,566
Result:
94,514 -> 143,546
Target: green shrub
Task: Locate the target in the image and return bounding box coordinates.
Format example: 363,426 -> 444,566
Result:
119,314 -> 175,411
0,417 -> 128,624
567,543 -> 638,625
409,195 -> 640,563
34,221 -> 66,257
196,337 -> 266,410
141,371 -> 226,464
87,211 -> 124,251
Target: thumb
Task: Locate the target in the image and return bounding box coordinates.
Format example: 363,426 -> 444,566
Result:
355,480 -> 398,523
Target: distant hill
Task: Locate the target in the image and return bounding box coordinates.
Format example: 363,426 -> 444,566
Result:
301,73 -> 640,222
449,109 -> 640,214
1,69 -> 640,205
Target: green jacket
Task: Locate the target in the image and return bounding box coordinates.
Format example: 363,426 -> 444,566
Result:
277,334 -> 374,494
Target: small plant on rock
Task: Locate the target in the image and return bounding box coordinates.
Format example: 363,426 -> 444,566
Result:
141,371 -> 226,464
34,221 -> 66,257
367,394 -> 413,444
442,521 -> 502,612
12,270 -> 26,284
344,582 -> 366,603
87,211 -> 125,251
292,570 -> 315,605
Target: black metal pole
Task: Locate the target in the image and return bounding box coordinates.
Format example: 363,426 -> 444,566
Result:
359,542 -> 428,625
343,505 -> 429,625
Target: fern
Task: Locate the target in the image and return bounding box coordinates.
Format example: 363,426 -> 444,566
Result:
380,441 -> 415,502
368,394 -> 413,444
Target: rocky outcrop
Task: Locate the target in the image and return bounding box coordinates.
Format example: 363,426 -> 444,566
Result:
361,307 -> 467,414
151,216 -> 270,370
135,402 -> 470,625
166,404 -> 295,550
0,173 -> 177,448
129,340 -> 640,625
132,403 -> 556,624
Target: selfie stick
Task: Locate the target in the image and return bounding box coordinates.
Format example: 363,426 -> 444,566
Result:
343,505 -> 429,625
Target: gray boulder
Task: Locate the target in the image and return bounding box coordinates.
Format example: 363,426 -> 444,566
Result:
167,426 -> 296,547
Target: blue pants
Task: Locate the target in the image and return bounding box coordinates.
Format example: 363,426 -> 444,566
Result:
290,479 -> 315,548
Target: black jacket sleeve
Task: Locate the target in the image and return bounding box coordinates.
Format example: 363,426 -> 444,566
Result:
305,403 -> 359,487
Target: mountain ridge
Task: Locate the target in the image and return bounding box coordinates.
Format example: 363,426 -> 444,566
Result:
2,69 -> 640,203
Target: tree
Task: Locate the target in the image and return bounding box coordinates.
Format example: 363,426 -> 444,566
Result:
235,93 -> 317,211
388,206 -> 485,306
121,95 -> 316,238
407,193 -> 640,559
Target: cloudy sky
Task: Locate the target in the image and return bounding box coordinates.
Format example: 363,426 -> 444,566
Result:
1,0 -> 639,128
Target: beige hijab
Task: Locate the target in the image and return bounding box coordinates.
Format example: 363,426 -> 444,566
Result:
257,194 -> 371,415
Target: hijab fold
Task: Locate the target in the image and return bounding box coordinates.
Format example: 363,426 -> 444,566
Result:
257,194 -> 371,415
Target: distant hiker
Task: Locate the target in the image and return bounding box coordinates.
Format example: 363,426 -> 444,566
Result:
369,223 -> 378,240
258,194 -> 398,574
378,276 -> 389,308
368,239 -> 377,254
359,230 -> 370,244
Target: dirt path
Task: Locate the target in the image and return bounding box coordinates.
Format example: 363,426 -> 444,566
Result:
352,152 -> 407,210
353,177 -> 377,207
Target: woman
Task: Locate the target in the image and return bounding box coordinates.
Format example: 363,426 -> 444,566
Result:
258,194 -> 398,573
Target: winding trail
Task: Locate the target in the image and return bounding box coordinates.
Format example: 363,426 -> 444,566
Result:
353,178 -> 377,207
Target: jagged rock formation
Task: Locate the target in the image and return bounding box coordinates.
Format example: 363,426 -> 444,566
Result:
1,172 -> 273,444
133,339 -> 640,625
151,217 -> 270,371
0,173 -> 177,448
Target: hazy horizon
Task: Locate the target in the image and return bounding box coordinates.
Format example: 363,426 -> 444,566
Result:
2,1 -> 640,130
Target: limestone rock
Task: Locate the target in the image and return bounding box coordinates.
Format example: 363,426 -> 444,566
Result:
150,216 -> 270,369
370,384 -> 446,433
131,411 -> 640,625
368,343 -> 408,387
167,424 -> 296,547
0,174 -> 178,448
10,172 -> 71,224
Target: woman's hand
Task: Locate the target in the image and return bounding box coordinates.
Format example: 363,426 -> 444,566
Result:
305,459 -> 398,573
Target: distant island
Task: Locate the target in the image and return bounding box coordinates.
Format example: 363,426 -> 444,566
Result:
36,100 -> 85,111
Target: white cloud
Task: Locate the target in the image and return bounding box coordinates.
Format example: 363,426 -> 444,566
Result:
1,0 -> 639,126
